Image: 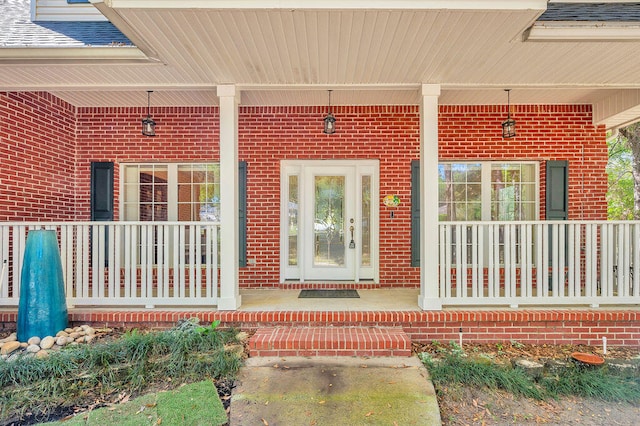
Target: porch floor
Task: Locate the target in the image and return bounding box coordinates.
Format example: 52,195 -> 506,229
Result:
239,288 -> 420,311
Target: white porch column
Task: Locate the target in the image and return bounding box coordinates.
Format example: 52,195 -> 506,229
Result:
418,84 -> 443,310
217,84 -> 242,310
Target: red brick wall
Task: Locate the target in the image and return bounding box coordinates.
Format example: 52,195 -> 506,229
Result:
239,105 -> 607,288
1,96 -> 608,289
439,105 -> 608,220
74,106 -> 219,220
0,92 -> 76,220
239,105 -> 421,288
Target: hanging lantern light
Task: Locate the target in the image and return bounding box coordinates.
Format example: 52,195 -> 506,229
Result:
323,90 -> 336,134
502,89 -> 516,139
141,90 -> 156,137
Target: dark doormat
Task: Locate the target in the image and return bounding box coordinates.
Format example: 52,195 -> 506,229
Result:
298,289 -> 360,298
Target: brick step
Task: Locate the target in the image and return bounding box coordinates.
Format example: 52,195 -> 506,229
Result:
248,326 -> 412,357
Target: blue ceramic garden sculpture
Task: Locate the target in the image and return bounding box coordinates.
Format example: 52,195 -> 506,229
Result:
17,230 -> 68,341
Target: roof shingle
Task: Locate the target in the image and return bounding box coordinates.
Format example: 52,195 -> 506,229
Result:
0,0 -> 132,48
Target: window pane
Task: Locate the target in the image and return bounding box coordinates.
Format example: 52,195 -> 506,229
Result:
288,175 -> 298,266
490,163 -> 536,221
361,175 -> 371,267
314,176 -> 345,267
438,163 -> 481,221
122,165 -> 168,221
177,164 -> 220,222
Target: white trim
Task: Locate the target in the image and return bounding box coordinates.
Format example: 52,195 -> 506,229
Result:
525,23 -> 640,41
0,48 -> 152,64
103,0 -> 547,10
419,83 -> 441,311
218,84 -> 241,310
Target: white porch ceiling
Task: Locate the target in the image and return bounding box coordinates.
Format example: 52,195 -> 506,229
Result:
3,2 -> 640,128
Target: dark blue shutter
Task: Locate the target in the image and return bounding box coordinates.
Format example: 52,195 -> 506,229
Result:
411,160 -> 420,267
239,161 -> 248,267
90,162 -> 114,221
91,162 -> 114,267
546,161 -> 569,220
546,160 -> 569,288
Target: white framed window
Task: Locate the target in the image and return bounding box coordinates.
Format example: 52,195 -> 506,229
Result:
121,163 -> 220,222
438,161 -> 539,221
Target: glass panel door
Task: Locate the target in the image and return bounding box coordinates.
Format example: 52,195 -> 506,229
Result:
313,175 -> 345,267
280,160 -> 378,282
304,166 -> 355,280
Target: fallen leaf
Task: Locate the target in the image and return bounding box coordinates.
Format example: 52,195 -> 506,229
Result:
365,411 -> 374,417
318,400 -> 326,404
156,419 -> 162,425
261,419 -> 269,426
136,406 -> 146,414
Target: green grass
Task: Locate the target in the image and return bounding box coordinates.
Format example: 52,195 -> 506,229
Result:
0,319 -> 243,424
45,380 -> 227,426
420,346 -> 640,403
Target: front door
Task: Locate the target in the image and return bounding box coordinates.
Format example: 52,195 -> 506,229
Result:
281,160 -> 379,282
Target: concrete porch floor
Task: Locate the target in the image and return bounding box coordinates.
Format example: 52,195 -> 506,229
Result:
239,288 -> 421,311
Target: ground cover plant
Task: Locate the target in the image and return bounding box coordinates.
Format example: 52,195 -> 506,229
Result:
0,319 -> 243,425
419,341 -> 640,425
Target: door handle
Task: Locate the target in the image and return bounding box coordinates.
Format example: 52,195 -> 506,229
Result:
349,225 -> 355,249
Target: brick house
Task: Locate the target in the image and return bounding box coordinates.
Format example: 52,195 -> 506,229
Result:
1,1 -> 639,347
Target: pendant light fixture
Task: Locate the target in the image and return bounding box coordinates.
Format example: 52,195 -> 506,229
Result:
323,90 -> 336,134
141,90 -> 156,137
501,89 -> 516,139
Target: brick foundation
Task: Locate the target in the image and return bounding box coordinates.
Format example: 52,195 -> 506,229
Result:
1,309 -> 637,347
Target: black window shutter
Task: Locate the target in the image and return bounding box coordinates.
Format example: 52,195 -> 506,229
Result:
239,161 -> 248,267
90,162 -> 114,221
546,161 -> 569,220
411,160 -> 420,267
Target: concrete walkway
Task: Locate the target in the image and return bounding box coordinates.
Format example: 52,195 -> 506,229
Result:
230,356 -> 441,425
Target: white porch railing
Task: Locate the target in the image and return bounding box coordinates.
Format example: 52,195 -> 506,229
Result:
439,221 -> 640,307
0,222 -> 219,308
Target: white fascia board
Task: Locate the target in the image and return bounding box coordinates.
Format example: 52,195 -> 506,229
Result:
525,22 -> 640,41
100,0 -> 547,10
0,47 -> 154,64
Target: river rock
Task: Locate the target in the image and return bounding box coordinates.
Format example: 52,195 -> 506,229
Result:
40,336 -> 55,349
1,333 -> 17,343
27,336 -> 41,346
26,344 -> 40,353
69,332 -> 82,339
36,350 -> 49,359
56,336 -> 68,346
512,358 -> 544,379
1,341 -> 21,355
56,330 -> 69,338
